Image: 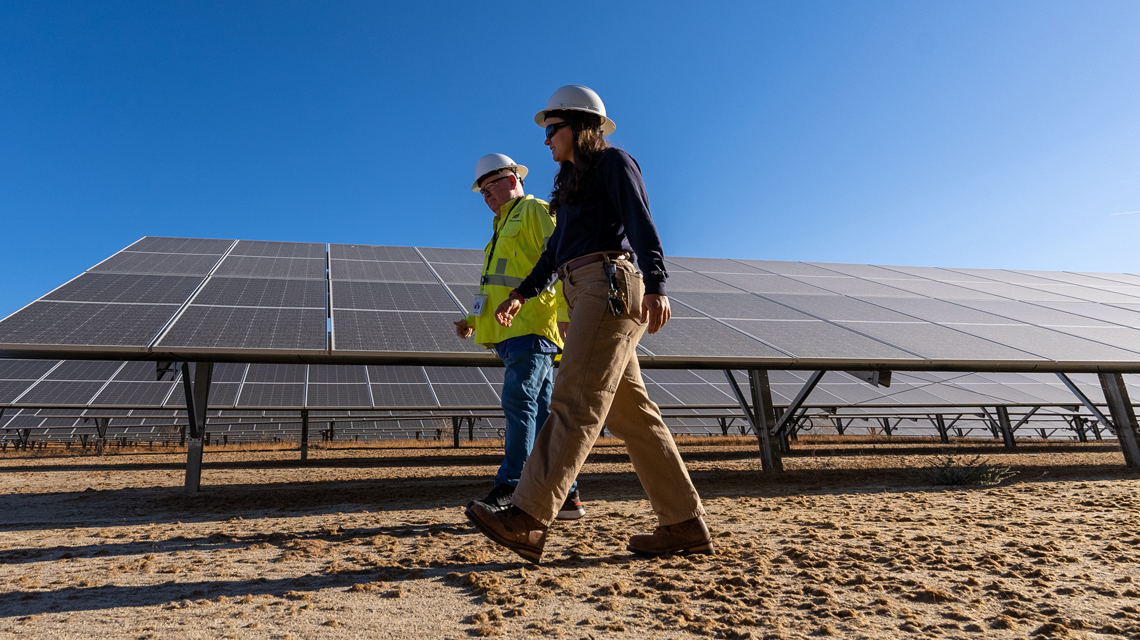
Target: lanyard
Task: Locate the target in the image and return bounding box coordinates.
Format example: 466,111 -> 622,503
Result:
480,197 -> 526,293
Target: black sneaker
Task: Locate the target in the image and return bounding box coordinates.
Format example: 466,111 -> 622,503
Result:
467,483 -> 514,514
556,488 -> 586,521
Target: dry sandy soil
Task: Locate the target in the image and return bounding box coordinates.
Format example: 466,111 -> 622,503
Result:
2,437 -> 1139,639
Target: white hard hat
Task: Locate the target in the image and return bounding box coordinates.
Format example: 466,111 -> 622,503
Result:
534,85 -> 616,135
471,153 -> 528,193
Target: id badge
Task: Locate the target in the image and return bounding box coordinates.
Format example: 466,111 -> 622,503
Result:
470,294 -> 489,316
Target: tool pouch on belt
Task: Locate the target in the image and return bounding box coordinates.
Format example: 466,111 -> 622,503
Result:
603,256 -> 627,317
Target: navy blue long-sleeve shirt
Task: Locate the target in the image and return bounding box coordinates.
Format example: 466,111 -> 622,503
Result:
516,148 -> 669,299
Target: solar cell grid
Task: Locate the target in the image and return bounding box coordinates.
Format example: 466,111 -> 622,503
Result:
671,292 -> 814,320
424,366 -> 486,384
214,256 -> 327,280
306,384 -> 372,408
17,381 -> 106,405
1076,272 -> 1140,287
766,295 -> 918,322
126,237 -> 234,254
330,244 -> 421,262
803,263 -> 914,280
0,302 -> 177,347
663,272 -> 746,293
704,273 -> 836,296
731,261 -> 840,277
834,321 -> 1042,363
370,384 -> 437,407
159,307 -> 327,351
238,383 -> 304,407
725,319 -> 918,360
655,383 -> 734,405
857,278 -> 1002,300
782,276 -> 924,298
92,382 -> 175,406
0,359 -> 58,379
44,273 -> 203,305
863,298 -> 1020,325
418,247 -> 484,264
304,365 -> 364,384
949,281 -> 1083,302
665,257 -> 764,273
430,263 -> 484,285
330,260 -> 438,283
366,366 -> 428,384
331,281 -> 460,312
0,380 -> 34,403
245,364 -> 306,383
90,252 -> 223,276
193,277 -> 327,308
332,310 -> 487,353
949,324 -> 1140,362
230,240 -> 326,259
638,319 -> 791,359
48,361 -> 123,380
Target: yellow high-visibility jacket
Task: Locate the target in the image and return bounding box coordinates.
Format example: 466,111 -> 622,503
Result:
466,195 -> 568,349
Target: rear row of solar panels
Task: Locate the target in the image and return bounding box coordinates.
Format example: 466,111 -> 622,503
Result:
2,237 -> 1140,369
0,358 -> 1133,411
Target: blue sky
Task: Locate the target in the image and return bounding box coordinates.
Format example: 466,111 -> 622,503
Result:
2,1 -> 1138,318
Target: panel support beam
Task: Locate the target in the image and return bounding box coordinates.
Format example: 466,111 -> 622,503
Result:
995,406 -> 1016,450
1056,373 -> 1114,427
181,362 -> 213,494
724,370 -> 782,473
933,414 -> 950,444
772,371 -> 826,439
300,410 -> 309,461
1098,373 -> 1140,468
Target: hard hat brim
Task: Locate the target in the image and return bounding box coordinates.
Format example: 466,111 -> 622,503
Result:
534,109 -> 616,136
471,164 -> 529,193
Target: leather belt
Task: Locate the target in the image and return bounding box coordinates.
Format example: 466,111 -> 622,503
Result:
557,252 -> 628,280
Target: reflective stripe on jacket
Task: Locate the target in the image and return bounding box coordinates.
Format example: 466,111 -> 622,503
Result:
466,195 -> 568,349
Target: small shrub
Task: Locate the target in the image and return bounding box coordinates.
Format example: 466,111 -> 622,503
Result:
929,455 -> 1017,486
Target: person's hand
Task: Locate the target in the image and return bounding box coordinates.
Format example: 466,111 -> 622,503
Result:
454,319 -> 474,339
642,294 -> 671,334
495,293 -> 524,327
558,322 -> 569,340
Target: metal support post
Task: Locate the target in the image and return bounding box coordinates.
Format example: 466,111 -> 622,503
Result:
718,418 -> 728,436
879,418 -> 893,437
328,421 -> 335,442
724,370 -> 782,473
995,406 -> 1016,450
1098,373 -> 1140,468
300,410 -> 309,461
452,417 -> 461,448
181,361 -> 213,494
468,417 -> 475,441
933,415 -> 950,444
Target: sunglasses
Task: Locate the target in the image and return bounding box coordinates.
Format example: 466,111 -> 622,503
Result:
544,121 -> 571,141
479,174 -> 511,195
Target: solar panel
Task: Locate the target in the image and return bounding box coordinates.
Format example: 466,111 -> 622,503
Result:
230,240 -> 326,259
0,380 -> 35,403
309,365 -> 367,384
4,237 -> 1140,373
306,383 -> 372,408
238,383 -> 305,407
17,381 -> 106,405
332,281 -> 460,312
370,383 -> 438,407
158,307 -> 327,350
329,260 -> 438,283
44,273 -> 203,304
189,277 -> 327,308
0,302 -> 177,347
330,244 -> 421,261
92,381 -> 176,406
91,251 -> 223,276
0,359 -> 58,379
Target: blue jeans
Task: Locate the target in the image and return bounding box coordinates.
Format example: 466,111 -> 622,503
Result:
496,348 -> 575,493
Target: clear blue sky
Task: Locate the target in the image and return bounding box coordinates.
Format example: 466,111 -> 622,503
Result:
2,1 -> 1138,318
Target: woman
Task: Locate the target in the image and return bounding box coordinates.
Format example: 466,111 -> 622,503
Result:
466,85 -> 711,563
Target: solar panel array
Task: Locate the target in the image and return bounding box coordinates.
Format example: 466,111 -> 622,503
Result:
2,237 -> 1140,371
1,358 -> 1134,412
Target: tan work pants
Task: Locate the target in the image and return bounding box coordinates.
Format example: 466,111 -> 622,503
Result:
512,258 -> 705,527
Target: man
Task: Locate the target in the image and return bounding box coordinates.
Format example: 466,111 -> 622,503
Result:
455,153 -> 584,520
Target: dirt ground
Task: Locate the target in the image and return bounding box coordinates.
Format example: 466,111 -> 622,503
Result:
2,437 -> 1139,639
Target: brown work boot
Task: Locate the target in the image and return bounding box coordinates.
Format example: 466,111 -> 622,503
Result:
627,516 -> 714,557
466,503 -> 548,564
